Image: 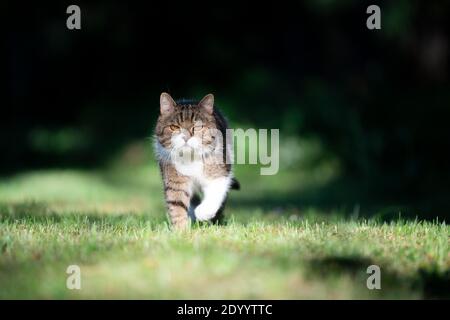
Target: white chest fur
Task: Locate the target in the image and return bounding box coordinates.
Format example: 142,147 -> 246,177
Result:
174,160 -> 206,184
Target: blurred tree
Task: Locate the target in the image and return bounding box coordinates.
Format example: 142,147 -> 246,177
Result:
4,1 -> 450,209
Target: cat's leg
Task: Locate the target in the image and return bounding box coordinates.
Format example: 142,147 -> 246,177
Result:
188,193 -> 201,221
210,194 -> 228,225
195,176 -> 231,221
162,164 -> 192,229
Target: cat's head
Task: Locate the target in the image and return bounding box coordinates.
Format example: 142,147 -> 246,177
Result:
155,92 -> 220,161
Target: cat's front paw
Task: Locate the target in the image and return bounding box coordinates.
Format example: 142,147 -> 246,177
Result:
194,203 -> 217,221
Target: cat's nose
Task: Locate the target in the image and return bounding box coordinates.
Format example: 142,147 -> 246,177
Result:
181,131 -> 191,142
182,134 -> 191,142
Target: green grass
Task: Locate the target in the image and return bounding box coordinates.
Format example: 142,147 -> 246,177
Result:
0,145 -> 448,299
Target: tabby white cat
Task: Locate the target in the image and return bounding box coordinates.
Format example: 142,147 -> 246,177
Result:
154,93 -> 239,229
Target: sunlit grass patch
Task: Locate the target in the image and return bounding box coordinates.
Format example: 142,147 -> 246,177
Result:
0,162 -> 448,299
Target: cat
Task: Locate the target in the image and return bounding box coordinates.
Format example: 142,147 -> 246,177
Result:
154,92 -> 239,229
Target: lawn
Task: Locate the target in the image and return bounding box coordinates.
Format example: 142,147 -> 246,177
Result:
0,144 -> 448,299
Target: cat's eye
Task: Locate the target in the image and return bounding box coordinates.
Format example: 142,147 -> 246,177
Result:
169,125 -> 180,131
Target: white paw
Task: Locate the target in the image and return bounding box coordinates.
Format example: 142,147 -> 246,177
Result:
194,203 -> 217,221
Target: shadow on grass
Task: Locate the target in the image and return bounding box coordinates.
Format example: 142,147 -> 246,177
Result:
305,255 -> 450,299
231,177 -> 450,222
0,201 -> 165,226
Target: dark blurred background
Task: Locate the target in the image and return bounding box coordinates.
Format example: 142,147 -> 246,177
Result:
4,1 -> 450,217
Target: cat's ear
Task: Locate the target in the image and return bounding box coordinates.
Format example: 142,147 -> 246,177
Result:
160,92 -> 176,115
199,94 -> 214,114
